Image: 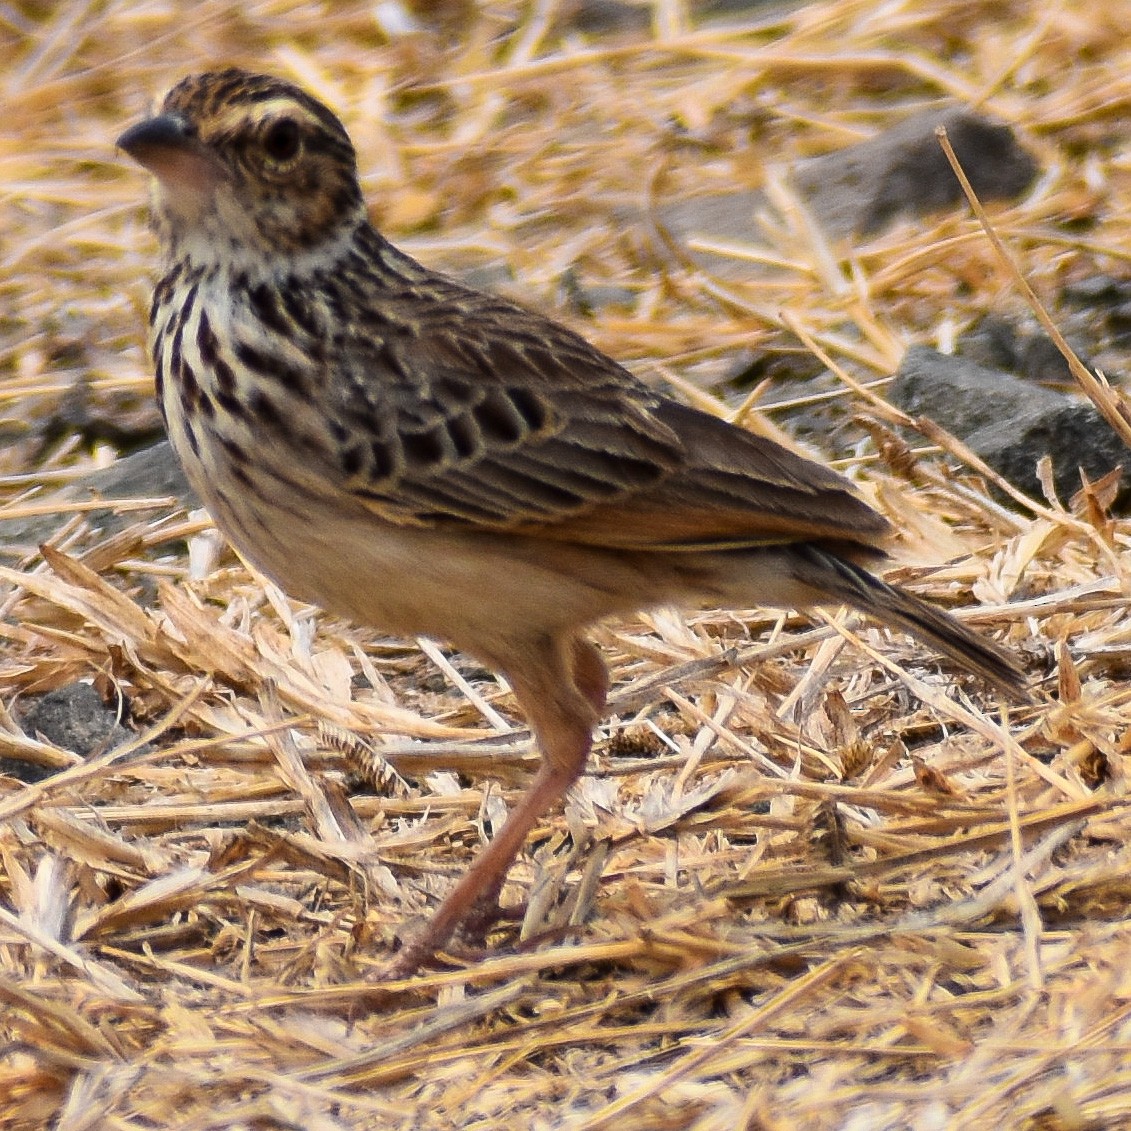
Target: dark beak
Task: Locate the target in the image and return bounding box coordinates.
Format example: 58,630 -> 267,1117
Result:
117,113 -> 224,190
117,113 -> 193,157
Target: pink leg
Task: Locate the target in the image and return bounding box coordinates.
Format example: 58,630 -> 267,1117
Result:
386,634 -> 608,976
570,636 -> 610,712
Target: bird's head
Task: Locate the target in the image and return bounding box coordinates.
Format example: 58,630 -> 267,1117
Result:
118,69 -> 366,268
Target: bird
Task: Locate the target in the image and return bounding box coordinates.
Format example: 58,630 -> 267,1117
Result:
117,69 -> 1026,974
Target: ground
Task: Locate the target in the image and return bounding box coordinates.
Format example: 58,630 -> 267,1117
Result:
1,2 -> 1130,1129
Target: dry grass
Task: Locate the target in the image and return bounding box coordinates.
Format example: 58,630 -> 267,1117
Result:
2,1 -> 1131,1128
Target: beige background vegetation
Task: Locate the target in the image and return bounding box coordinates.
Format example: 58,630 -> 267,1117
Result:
1,2 -> 1130,1128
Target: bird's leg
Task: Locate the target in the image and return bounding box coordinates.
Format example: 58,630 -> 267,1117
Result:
385,635 -> 607,977
569,636 -> 610,715
457,636 -> 610,938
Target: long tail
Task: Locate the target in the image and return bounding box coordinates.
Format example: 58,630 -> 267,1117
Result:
794,544 -> 1028,697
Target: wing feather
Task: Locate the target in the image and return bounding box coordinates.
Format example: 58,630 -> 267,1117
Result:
325,278 -> 888,550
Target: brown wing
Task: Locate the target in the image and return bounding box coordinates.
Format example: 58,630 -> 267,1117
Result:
328,276 -> 887,551
517,400 -> 891,550
329,322 -> 683,525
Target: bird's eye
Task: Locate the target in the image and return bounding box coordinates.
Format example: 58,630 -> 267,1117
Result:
262,117 -> 301,163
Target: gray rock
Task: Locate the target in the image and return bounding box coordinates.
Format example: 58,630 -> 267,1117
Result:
889,346 -> 1128,505
956,315 -> 1091,387
793,106 -> 1038,239
8,682 -> 152,781
0,441 -> 196,559
82,440 -> 195,506
657,189 -> 767,278
659,106 -> 1038,278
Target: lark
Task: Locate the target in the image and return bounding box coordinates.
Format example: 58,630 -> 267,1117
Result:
118,69 -> 1025,973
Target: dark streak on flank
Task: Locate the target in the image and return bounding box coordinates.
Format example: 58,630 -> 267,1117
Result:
234,340 -> 307,394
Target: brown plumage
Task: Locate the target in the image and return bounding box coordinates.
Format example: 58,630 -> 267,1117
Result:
118,69 -> 1026,973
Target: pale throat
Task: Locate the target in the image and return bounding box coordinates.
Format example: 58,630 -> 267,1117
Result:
153,181 -> 362,280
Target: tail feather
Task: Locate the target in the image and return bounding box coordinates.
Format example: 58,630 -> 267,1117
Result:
795,545 -> 1028,697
